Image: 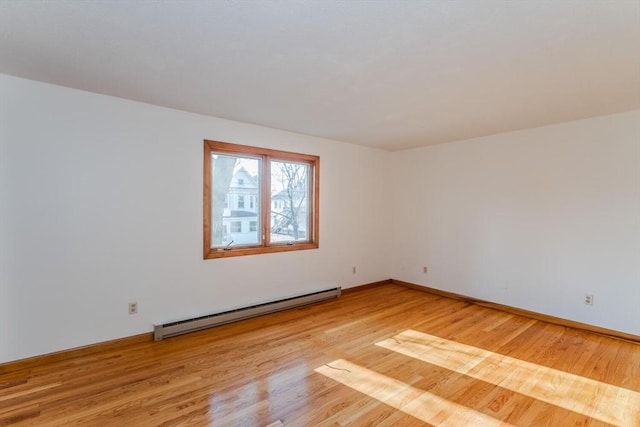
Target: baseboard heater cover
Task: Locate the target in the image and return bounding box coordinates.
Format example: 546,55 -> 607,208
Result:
153,287 -> 341,341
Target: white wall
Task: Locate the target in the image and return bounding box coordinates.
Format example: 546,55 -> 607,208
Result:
2,74 -> 637,364
390,110 -> 640,335
0,77 -> 10,362
0,75 -> 391,363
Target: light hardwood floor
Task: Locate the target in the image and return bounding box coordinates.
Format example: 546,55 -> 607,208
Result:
1,284 -> 639,426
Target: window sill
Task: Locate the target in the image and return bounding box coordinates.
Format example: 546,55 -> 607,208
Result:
204,243 -> 319,259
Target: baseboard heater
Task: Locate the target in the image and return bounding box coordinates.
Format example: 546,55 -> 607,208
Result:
153,287 -> 341,341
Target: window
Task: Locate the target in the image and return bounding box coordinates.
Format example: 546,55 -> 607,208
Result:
238,178 -> 244,185
204,140 -> 319,259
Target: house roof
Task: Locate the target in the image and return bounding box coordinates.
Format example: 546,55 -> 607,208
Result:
232,167 -> 258,188
226,210 -> 257,218
0,1 -> 638,150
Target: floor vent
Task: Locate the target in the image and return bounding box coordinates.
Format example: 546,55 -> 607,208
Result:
154,287 -> 341,341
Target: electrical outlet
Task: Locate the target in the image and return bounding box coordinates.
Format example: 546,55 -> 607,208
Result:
584,294 -> 594,306
129,302 -> 138,315
352,266 -> 356,275
423,266 -> 428,274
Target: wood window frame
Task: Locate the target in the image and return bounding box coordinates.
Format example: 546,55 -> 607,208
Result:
204,140 -> 319,259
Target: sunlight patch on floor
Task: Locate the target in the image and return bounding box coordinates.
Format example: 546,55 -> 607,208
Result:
376,330 -> 639,426
0,383 -> 62,402
315,359 -> 513,426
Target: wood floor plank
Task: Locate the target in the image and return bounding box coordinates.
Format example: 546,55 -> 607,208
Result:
1,284 -> 638,426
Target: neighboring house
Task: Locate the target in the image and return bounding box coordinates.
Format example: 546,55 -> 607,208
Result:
222,167 -> 259,244
271,183 -> 307,241
223,167 -> 308,244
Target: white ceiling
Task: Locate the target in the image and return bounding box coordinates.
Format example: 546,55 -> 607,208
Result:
1,0 -> 639,151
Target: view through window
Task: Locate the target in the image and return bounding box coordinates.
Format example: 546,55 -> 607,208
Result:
204,140 -> 319,258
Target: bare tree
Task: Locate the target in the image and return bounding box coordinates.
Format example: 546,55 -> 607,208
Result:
271,162 -> 308,240
211,155 -> 236,245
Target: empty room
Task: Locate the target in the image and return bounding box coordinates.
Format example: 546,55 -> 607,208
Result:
1,1 -> 639,426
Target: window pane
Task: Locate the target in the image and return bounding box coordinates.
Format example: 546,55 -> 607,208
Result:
270,160 -> 309,243
204,140 -> 319,259
211,154 -> 261,247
